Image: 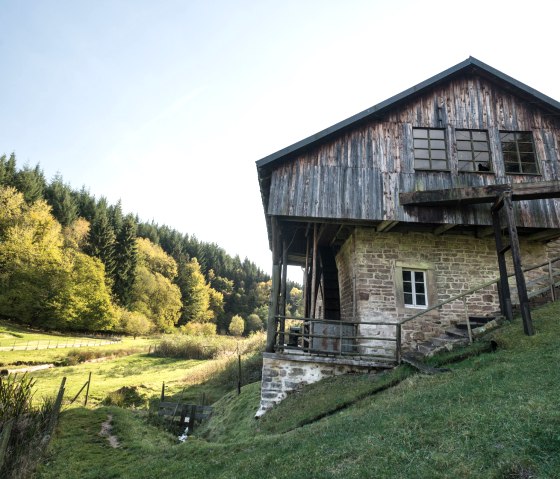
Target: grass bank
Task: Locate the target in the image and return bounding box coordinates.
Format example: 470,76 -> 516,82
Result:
37,302 -> 560,478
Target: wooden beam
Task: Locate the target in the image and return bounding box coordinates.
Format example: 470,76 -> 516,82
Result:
476,226 -> 495,238
433,224 -> 456,236
266,217 -> 281,353
310,223 -> 318,319
400,180 -> 560,206
526,229 -> 560,242
376,220 -> 399,233
502,194 -> 534,336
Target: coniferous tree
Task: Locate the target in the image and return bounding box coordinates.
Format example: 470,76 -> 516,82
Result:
113,215 -> 138,306
74,186 -> 97,221
87,209 -> 116,281
108,200 -> 124,233
45,174 -> 78,226
14,164 -> 45,203
0,153 -> 17,187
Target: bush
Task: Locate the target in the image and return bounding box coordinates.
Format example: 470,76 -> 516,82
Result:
245,314 -> 263,334
180,322 -> 217,336
228,315 -> 244,336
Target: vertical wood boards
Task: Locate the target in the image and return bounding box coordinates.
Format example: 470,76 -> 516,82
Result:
265,75 -> 560,228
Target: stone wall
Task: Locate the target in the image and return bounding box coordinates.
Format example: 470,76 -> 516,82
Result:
256,353 -> 384,418
335,228 -> 556,350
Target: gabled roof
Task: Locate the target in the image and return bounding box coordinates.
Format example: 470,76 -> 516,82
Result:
256,56 -> 560,172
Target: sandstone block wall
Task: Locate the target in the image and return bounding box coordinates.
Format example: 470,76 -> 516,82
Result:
335,228 -> 555,350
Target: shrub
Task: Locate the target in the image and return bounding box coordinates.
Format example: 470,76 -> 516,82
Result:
180,322 -> 217,336
228,315 -> 244,336
245,314 -> 263,334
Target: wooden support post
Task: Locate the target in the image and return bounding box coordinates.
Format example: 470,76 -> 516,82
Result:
161,382 -> 165,402
310,223 -> 318,319
503,193 -> 534,335
303,230 -> 310,318
266,217 -> 281,353
279,238 -> 288,346
492,198 -> 513,322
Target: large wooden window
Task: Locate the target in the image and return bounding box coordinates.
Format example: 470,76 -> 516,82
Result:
413,128 -> 448,171
500,131 -> 538,174
457,130 -> 491,172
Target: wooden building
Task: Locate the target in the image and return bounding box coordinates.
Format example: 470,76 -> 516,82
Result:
255,57 -> 560,416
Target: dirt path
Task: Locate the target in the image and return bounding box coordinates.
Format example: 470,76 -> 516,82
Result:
99,415 -> 120,448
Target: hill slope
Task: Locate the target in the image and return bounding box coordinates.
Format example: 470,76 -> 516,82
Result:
37,303 -> 560,478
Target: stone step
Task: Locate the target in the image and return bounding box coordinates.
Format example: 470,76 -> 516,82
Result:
445,327 -> 469,338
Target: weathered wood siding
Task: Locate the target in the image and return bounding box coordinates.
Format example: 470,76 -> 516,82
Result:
267,75 -> 560,228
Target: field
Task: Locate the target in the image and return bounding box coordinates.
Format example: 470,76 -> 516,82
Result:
4,303 -> 560,478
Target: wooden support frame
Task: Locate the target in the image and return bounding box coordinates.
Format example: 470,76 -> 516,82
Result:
492,193 -> 533,335
433,223 -> 456,236
266,217 -> 281,352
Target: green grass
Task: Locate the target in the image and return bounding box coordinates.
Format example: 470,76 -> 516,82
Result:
36,302 -> 560,478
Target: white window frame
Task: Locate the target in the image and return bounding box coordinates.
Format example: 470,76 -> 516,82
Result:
402,269 -> 427,309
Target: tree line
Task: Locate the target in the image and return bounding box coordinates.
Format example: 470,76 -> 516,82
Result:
0,153 -> 302,336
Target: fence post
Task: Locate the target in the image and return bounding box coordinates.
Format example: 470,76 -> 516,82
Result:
48,377 -> 66,436
462,299 -> 473,344
161,382 -> 165,402
84,372 -> 92,406
548,261 -> 556,302
395,323 -> 402,364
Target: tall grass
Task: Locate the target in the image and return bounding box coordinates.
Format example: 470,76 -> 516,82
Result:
153,332 -> 264,360
0,374 -> 57,478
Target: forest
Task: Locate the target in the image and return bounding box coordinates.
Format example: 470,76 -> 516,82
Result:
0,153 -> 302,336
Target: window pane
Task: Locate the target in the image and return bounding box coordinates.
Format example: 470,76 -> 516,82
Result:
501,142 -> 516,153
501,132 -> 514,142
403,282 -> 412,293
415,283 -> 425,294
416,295 -> 426,306
415,159 -> 431,169
459,161 -> 474,171
404,293 -> 413,305
473,141 -> 489,151
431,160 -> 448,170
477,162 -> 491,171
431,150 -> 447,160
517,132 -> 532,142
458,151 -> 473,161
518,142 -> 534,153
431,140 -> 445,149
472,131 -> 488,141
414,271 -> 424,282
430,129 -> 445,139
455,130 -> 470,140
402,271 -> 411,281
521,163 -> 538,174
413,129 -> 428,138
414,149 -> 430,159
505,163 -> 520,173
503,151 -> 518,163
414,139 -> 429,149
457,140 -> 472,151
474,152 -> 489,162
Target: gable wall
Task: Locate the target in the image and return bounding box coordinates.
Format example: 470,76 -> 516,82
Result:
267,76 -> 560,228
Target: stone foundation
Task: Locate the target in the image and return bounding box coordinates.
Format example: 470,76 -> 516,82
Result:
256,352 -> 388,418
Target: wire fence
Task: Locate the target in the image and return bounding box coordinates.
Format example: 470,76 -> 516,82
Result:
0,338 -> 120,351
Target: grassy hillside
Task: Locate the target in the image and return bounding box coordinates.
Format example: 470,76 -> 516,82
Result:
36,303 -> 560,478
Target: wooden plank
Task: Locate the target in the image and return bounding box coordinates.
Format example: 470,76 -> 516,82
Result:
400,181 -> 560,207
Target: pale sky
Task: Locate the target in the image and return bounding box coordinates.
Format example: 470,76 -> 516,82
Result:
2,0 -> 560,280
